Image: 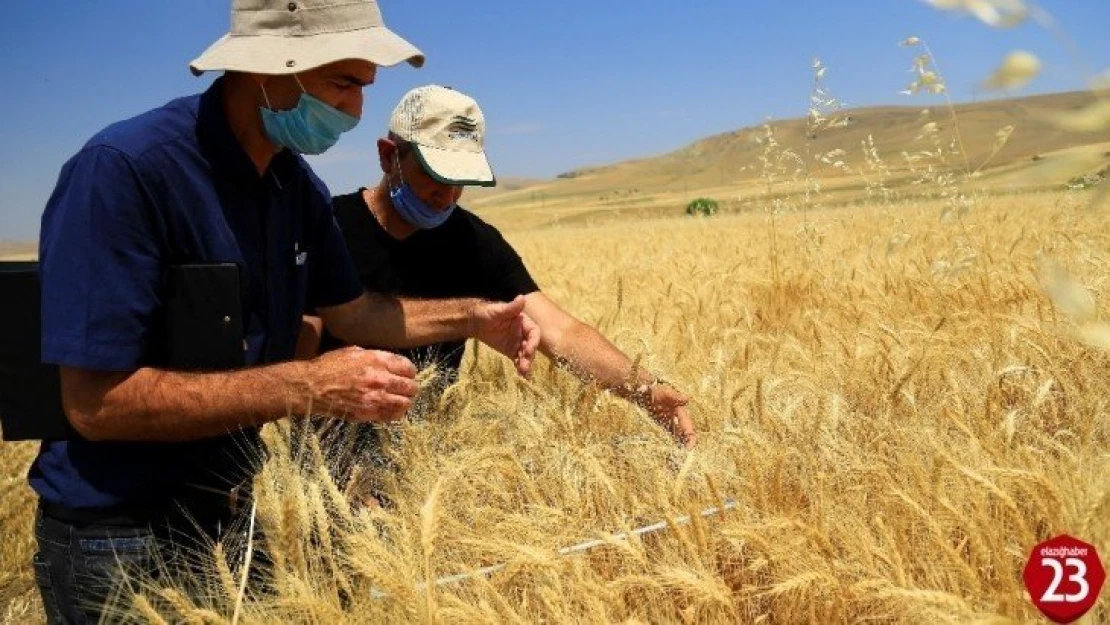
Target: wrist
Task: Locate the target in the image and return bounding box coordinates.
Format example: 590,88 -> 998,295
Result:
275,360 -> 314,416
627,375 -> 662,408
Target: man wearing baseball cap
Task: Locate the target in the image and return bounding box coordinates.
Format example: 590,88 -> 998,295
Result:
309,86 -> 695,478
32,3 -> 538,622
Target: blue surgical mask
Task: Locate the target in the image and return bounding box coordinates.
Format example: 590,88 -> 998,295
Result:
388,154 -> 456,229
260,76 -> 358,155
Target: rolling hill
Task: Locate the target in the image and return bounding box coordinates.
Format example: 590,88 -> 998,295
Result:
469,90 -> 1110,230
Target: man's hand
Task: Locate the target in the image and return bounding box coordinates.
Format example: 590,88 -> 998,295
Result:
469,295 -> 541,377
305,347 -> 418,423
645,383 -> 697,447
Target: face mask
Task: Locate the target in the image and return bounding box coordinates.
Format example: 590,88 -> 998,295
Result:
260,75 -> 358,155
388,153 -> 456,229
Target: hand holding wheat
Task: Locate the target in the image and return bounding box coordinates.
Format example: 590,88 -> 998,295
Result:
640,381 -> 697,447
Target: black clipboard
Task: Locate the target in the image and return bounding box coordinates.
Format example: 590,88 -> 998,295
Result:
165,263 -> 247,371
0,262 -> 246,441
0,262 -> 69,441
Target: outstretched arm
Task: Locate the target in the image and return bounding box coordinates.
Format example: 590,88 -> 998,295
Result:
523,292 -> 695,445
316,292 -> 539,377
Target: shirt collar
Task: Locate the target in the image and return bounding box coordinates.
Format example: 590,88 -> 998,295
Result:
196,77 -> 297,186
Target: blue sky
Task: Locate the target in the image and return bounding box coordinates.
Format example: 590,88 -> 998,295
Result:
1,1 -> 1107,240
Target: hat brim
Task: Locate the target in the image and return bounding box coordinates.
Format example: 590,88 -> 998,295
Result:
189,26 -> 424,76
413,144 -> 496,187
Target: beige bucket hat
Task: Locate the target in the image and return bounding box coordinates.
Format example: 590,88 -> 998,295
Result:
389,85 -> 495,187
190,0 -> 424,76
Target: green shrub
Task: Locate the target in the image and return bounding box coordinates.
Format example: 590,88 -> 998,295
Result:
685,197 -> 719,217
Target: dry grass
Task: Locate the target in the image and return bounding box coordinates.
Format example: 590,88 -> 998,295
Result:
0,442 -> 39,623
3,187 -> 1107,623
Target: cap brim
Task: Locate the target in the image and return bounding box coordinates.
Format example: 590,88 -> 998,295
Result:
189,26 -> 424,76
414,144 -> 496,187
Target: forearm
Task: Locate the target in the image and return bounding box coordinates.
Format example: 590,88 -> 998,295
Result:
543,322 -> 655,397
321,293 -> 479,349
62,361 -> 313,443
531,298 -> 693,443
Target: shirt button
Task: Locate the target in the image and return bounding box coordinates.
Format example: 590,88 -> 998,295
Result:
288,2 -> 297,11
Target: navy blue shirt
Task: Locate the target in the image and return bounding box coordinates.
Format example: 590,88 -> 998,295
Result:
31,78 -> 363,509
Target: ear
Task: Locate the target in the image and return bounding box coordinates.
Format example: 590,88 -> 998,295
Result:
241,72 -> 279,108
377,138 -> 396,175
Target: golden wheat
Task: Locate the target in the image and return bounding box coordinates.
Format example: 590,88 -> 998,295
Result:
16,191 -> 1089,623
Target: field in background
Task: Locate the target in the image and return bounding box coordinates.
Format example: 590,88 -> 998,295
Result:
0,242 -> 36,262
1,186 -> 1107,622
3,91 -> 1107,250
469,91 -> 1110,232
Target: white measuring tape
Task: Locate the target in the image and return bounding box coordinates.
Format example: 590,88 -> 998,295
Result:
369,498 -> 739,599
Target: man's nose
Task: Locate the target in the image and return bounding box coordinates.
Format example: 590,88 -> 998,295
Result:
432,185 -> 461,209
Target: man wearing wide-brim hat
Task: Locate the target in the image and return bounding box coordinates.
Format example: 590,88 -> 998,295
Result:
30,1 -> 538,621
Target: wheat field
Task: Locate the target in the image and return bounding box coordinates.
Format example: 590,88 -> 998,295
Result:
2,184 -> 1107,622
3,8 -> 1110,617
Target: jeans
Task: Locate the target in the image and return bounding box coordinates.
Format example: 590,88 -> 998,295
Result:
33,498 -> 238,624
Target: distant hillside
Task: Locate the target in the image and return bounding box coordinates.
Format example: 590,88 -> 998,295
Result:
470,91 -> 1110,229
559,90 -> 1105,184
0,241 -> 36,261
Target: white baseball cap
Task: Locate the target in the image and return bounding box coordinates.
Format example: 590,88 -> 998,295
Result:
389,85 -> 495,187
190,0 -> 424,76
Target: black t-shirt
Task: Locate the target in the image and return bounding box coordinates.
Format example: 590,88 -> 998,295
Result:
323,189 -> 539,373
